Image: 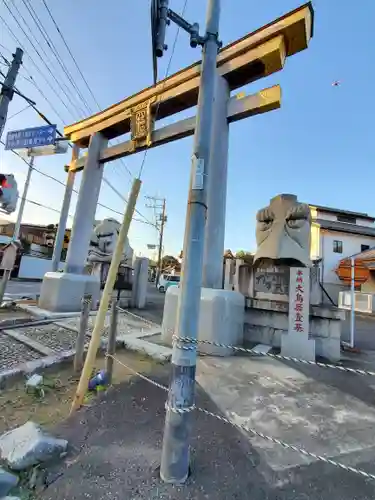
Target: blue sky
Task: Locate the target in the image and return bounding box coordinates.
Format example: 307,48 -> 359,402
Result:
1,0 -> 374,258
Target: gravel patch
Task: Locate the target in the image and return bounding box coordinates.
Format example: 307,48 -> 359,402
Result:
0,332 -> 41,370
14,325 -> 87,353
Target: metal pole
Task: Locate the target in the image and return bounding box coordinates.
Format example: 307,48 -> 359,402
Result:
350,256 -> 355,348
0,48 -> 23,141
105,299 -> 118,384
13,155 -> 34,241
160,0 -> 221,484
74,294 -> 91,372
156,199 -> 166,286
51,146 -> 79,272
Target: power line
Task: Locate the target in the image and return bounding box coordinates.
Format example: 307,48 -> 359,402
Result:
39,1 -> 138,186
0,139 -> 155,224
1,64 -> 154,228
8,0 -> 87,117
41,0 -> 101,111
1,9 -> 155,226
20,0 -> 92,115
0,13 -> 70,124
7,104 -> 31,120
0,42 -> 12,55
25,197 -> 74,218
1,0 -> 81,120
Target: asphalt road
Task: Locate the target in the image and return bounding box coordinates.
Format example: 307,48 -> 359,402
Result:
5,279 -> 41,299
342,311 -> 375,351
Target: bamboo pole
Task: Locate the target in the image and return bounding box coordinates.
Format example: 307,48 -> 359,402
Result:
70,178 -> 142,413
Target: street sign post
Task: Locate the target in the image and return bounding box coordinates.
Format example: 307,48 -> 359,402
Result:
1,123 -> 64,301
5,124 -> 57,150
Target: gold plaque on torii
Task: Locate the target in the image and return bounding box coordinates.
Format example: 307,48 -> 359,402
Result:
130,98 -> 155,151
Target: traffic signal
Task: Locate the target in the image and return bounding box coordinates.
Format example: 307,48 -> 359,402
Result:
0,174 -> 18,214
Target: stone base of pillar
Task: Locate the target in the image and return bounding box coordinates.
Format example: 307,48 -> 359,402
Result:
39,272 -> 100,312
162,287 -> 245,356
281,332 -> 316,362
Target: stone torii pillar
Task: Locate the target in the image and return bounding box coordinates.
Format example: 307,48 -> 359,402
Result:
65,133 -> 107,274
39,132 -> 107,312
202,74 -> 230,289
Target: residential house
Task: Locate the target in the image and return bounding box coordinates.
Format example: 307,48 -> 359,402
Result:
309,205 -> 375,303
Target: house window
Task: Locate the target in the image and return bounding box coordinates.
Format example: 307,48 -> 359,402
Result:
361,244 -> 370,252
333,240 -> 343,253
337,214 -> 357,224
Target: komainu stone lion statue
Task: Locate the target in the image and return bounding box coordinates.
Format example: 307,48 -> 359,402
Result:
87,218 -> 134,286
254,194 -> 312,268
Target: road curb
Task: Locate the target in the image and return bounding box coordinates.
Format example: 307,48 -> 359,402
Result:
0,349 -> 76,388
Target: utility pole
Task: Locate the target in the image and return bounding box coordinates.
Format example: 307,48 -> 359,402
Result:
51,145 -> 79,272
0,153 -> 34,304
13,155 -> 33,241
145,196 -> 166,286
157,199 -> 166,285
0,48 -> 23,141
160,0 -> 221,484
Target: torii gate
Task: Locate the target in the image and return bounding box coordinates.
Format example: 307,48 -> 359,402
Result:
39,3 -> 313,312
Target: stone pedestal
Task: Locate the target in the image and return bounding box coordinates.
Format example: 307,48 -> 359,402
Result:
38,272 -> 100,312
244,298 -> 343,362
162,287 -> 244,356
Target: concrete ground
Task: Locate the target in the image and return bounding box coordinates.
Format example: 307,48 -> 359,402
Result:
4,282 -> 375,498
39,361 -> 375,500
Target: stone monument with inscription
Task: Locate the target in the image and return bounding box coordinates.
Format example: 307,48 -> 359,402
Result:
251,194 -> 316,360
242,194 -> 344,361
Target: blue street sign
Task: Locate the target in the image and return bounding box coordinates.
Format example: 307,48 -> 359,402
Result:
5,125 -> 57,151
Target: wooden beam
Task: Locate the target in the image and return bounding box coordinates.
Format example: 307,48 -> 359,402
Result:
64,3 -> 313,147
69,85 -> 281,172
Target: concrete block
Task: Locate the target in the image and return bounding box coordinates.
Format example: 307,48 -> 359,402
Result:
161,286 -> 179,342
131,257 -> 148,309
162,287 -> 245,357
244,322 -> 282,347
38,272 -> 100,312
315,337 -> 340,361
281,331 -> 316,362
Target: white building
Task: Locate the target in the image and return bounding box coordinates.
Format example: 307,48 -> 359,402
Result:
309,205 -> 375,303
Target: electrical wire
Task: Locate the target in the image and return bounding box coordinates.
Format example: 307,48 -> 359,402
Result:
0,12 -> 70,124
25,198 -> 74,218
1,0 -> 81,120
38,1 -> 139,187
0,6 -> 157,227
0,51 -> 10,66
41,0 -> 101,110
7,104 -> 31,120
0,139 -> 157,225
20,0 -> 92,115
8,0 -> 87,117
